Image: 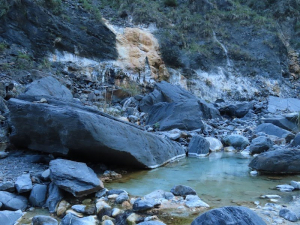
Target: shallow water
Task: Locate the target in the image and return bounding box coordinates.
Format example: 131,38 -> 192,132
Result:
107,152 -> 300,208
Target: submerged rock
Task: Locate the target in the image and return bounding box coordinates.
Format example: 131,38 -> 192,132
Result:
188,135 -> 210,157
8,97 -> 185,169
50,159 -> 103,197
249,149 -> 300,174
191,206 -> 266,225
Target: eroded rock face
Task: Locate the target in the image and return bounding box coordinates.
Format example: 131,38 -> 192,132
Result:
8,96 -> 185,169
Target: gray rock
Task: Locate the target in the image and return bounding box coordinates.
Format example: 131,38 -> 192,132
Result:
205,137 -> 223,151
268,96 -> 300,113
15,173 -> 33,193
8,97 -> 185,169
188,135 -> 210,157
249,149 -> 300,174
50,159 -> 103,197
262,116 -> 299,132
0,182 -> 15,192
45,182 -> 63,213
191,206 -> 266,225
41,169 -> 51,181
60,213 -> 98,225
279,208 -> 299,222
32,215 -> 58,225
0,191 -> 28,210
25,76 -> 73,101
0,210 -> 23,225
115,192 -> 129,204
95,188 -> 108,198
276,184 -> 295,192
107,189 -> 126,196
170,185 -> 196,196
290,181 -> 300,189
185,195 -> 209,208
255,123 -> 294,142
220,102 -> 254,118
223,135 -> 250,150
292,133 -> 300,147
29,184 -> 48,207
138,221 -> 166,225
249,136 -> 273,155
133,199 -> 155,212
72,205 -> 87,213
164,192 -> 174,200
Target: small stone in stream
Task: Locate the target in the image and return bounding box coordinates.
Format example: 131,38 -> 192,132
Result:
45,182 -> 63,213
170,185 -> 196,196
0,191 -> 28,211
115,192 -> 129,204
250,171 -> 258,176
188,135 -> 210,157
0,210 -> 23,225
223,135 -> 250,150
66,209 -> 84,218
126,213 -> 142,225
133,199 -> 155,212
41,169 -> 50,181
205,137 -> 223,151
15,173 -> 33,193
290,181 -> 300,189
102,171 -> 122,182
56,200 -> 71,217
279,208 -> 299,222
50,159 -> 103,197
260,195 -> 281,199
71,205 -> 86,213
29,184 -> 48,207
138,221 -> 167,225
185,195 -> 210,208
60,213 -> 98,225
276,184 -> 294,192
0,181 -> 15,192
95,188 -> 108,198
32,215 -> 58,225
0,151 -> 8,159
121,201 -> 131,210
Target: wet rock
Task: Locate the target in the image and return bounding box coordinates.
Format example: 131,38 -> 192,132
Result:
45,182 -> 63,213
223,135 -> 250,150
268,96 -> 300,113
0,181 -> 15,192
292,133 -> 300,146
255,123 -> 294,142
0,191 -> 28,210
276,184 -> 294,192
25,76 -> 73,101
50,159 -> 103,197
15,173 -> 33,193
133,199 -> 155,212
205,137 -> 223,151
185,195 -> 209,208
188,135 -> 210,157
191,206 -> 266,225
115,192 -> 129,204
8,97 -> 184,169
60,213 -> 98,225
170,185 -> 196,197
249,149 -> 300,174
29,184 -> 48,207
249,136 -> 273,155
0,210 -> 23,225
32,215 -> 58,225
279,208 -> 299,222
290,181 -> 300,189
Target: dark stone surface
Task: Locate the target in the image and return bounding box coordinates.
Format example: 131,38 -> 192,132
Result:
50,159 -> 103,197
15,174 -> 33,194
170,185 -> 197,196
262,116 -> 299,133
223,135 -> 250,150
292,133 -> 300,147
0,191 -> 28,211
29,184 -> 48,207
249,136 -> 273,155
8,97 -> 185,168
249,149 -> 300,174
0,182 -> 15,192
255,123 -> 295,142
32,215 -> 58,225
115,192 -> 129,204
220,102 -> 254,118
45,182 -> 63,213
188,135 -> 210,156
0,210 -> 23,225
60,213 -> 98,225
133,199 -> 155,212
191,206 -> 266,225
279,208 -> 299,222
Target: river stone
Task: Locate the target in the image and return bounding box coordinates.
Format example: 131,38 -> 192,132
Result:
8,97 -> 185,169
45,182 -> 63,213
0,210 -> 23,225
133,199 -> 155,212
279,208 -> 299,222
249,136 -> 273,155
188,135 -> 210,157
41,169 -> 51,181
0,191 -> 28,210
191,206 -> 266,225
290,181 -> 300,189
292,133 -> 300,147
32,215 -> 58,225
50,159 -> 103,197
249,149 -> 300,174
276,184 -> 294,192
25,76 -> 73,101
60,213 -> 98,225
255,123 -> 294,142
29,184 -> 48,207
0,181 -> 15,192
15,173 -> 33,193
205,137 -> 223,151
223,135 -> 250,150
115,192 -> 129,204
170,185 -> 196,196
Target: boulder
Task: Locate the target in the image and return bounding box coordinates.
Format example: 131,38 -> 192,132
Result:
170,185 -> 196,196
8,97 -> 185,169
249,149 -> 300,174
50,159 -> 103,197
220,102 -> 254,118
32,215 -> 58,225
191,206 -> 266,225
255,123 -> 294,142
0,191 -> 28,210
279,208 -> 299,222
29,184 -> 48,207
115,192 -> 129,204
249,136 -> 273,155
60,213 -> 98,225
15,174 -> 33,193
205,137 -> 223,151
188,135 -> 210,157
268,96 -> 300,113
133,199 -> 155,212
0,182 -> 15,192
223,135 -> 250,150
25,76 -> 73,101
292,133 -> 300,146
0,210 -> 23,225
45,182 -> 64,213
262,116 -> 299,133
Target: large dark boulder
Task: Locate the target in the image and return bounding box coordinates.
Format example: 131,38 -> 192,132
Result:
249,136 -> 273,155
249,149 -> 300,174
8,97 -> 184,169
262,116 -> 299,133
191,206 -> 266,225
188,135 -> 210,156
50,159 -> 102,197
140,81 -> 220,131
220,102 -> 254,118
255,123 -> 295,142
